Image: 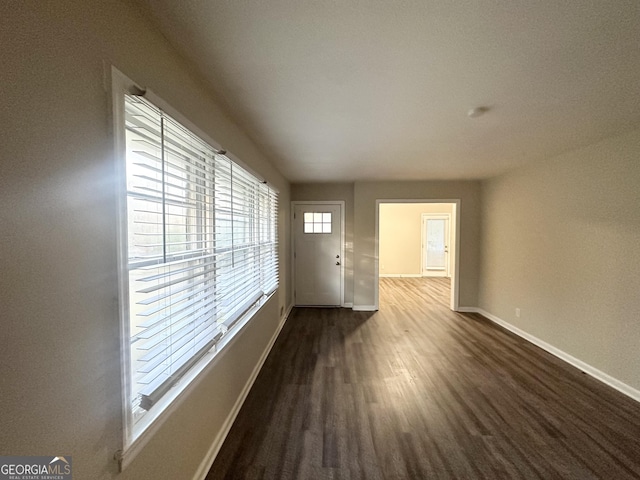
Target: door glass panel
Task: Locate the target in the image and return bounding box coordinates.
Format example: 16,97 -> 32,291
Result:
304,211 -> 332,234
426,219 -> 445,269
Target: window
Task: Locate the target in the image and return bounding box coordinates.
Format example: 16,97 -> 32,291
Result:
118,92 -> 278,442
303,212 -> 332,233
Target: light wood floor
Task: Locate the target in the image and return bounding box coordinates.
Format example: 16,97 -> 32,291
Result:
206,278 -> 640,479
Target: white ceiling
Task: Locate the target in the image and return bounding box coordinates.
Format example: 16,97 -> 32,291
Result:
136,0 -> 640,183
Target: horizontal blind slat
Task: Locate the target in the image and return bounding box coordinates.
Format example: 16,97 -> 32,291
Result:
124,93 -> 279,416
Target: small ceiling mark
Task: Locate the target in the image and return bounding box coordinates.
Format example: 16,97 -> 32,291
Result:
467,106 -> 490,118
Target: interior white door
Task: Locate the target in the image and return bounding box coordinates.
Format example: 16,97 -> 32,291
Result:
294,203 -> 342,306
423,215 -> 450,277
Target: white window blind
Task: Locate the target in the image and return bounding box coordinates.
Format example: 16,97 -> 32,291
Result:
123,94 -> 278,420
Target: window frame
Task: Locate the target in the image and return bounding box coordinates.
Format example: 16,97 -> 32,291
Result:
303,211 -> 333,234
111,68 -> 278,469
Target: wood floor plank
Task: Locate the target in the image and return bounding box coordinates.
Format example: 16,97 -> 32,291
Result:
206,278 -> 640,479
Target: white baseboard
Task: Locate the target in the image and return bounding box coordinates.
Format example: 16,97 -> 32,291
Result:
463,307 -> 640,404
379,273 -> 422,278
353,305 -> 378,312
193,303 -> 293,480
456,307 -> 477,313
343,302 -> 353,308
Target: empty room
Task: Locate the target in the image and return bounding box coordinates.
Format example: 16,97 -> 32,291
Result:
1,1 -> 639,479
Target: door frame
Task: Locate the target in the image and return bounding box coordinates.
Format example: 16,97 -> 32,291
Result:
421,213 -> 451,277
291,201 -> 346,307
375,199 -> 460,311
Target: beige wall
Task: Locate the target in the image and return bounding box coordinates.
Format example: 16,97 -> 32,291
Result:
379,203 -> 454,276
291,183 -> 355,304
354,181 -> 481,309
0,1 -> 290,479
480,126 -> 640,391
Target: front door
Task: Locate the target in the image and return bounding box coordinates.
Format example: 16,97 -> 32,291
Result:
294,203 -> 342,306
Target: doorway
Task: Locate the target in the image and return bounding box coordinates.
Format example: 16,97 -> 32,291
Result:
375,200 -> 459,311
292,202 -> 345,306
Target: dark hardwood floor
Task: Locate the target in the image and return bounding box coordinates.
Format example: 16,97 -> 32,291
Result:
206,278 -> 640,479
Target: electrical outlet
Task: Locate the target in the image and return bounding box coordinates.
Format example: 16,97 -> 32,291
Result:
515,308 -> 521,318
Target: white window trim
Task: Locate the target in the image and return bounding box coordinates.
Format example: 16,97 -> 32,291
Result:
111,67 -> 278,471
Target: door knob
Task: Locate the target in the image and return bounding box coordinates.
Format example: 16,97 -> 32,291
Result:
336,261 -> 341,266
